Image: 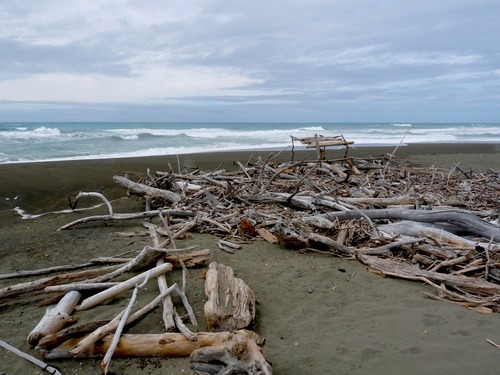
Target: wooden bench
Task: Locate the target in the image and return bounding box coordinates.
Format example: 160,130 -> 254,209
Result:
291,134 -> 354,160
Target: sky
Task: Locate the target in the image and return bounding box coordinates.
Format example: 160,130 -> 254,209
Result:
0,0 -> 499,123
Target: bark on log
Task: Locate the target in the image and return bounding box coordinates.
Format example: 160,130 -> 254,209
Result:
113,175 -> 181,203
204,262 -> 256,332
322,208 -> 500,241
28,291 -> 81,346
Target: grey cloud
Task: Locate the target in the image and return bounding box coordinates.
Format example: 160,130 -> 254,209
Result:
0,0 -> 499,121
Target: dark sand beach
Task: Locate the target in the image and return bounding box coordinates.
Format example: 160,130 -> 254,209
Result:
1,143 -> 499,374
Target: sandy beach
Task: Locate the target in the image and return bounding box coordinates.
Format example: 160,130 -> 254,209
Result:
1,143 -> 499,374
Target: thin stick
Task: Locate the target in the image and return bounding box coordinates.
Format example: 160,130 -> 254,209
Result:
486,339 -> 500,349
0,339 -> 62,375
101,271 -> 152,374
383,125 -> 411,175
75,192 -> 114,216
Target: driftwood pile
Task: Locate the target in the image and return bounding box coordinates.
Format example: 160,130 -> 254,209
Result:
92,151 -> 498,313
1,147 -> 499,373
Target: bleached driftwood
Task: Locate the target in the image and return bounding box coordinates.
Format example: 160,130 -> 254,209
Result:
358,254 -> 500,295
113,175 -> 181,203
322,208 -> 500,242
0,265 -> 122,300
144,221 -> 177,332
44,283 -> 119,292
36,320 -> 110,350
76,262 -> 172,311
70,282 -> 197,355
58,208 -> 195,230
28,291 -> 81,346
204,262 -> 256,332
101,271 -> 151,374
0,262 -> 96,280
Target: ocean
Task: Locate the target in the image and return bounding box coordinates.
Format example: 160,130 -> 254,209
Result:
0,122 -> 499,164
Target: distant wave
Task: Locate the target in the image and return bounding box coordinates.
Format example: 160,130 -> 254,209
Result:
104,126 -> 330,141
0,126 -> 62,139
1,122 -> 499,164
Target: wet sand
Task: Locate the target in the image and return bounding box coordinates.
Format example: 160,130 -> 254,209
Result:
0,143 -> 499,374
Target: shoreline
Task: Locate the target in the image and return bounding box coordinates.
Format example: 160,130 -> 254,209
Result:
1,142 -> 498,213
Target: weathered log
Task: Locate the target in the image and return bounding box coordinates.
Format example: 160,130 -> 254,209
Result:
101,273 -> 150,374
0,265 -> 122,300
43,330 -> 271,374
307,233 -> 354,256
356,238 -> 420,256
295,215 -> 335,230
272,222 -> 308,249
76,262 -> 173,311
0,262 -> 96,281
36,320 -> 110,350
144,221 -> 176,333
28,291 -> 81,346
378,221 -> 496,249
358,254 -> 500,295
204,262 -> 256,332
58,208 -> 195,230
323,208 -> 500,241
256,228 -> 279,244
190,329 -> 273,375
113,175 -> 181,203
164,248 -> 212,268
44,282 -> 119,293
70,282 -> 195,355
339,195 -> 415,207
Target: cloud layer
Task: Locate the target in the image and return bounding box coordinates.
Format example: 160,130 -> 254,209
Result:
1,0 -> 499,122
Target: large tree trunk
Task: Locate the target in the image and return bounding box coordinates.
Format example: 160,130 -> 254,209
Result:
322,208 -> 500,241
204,262 -> 256,332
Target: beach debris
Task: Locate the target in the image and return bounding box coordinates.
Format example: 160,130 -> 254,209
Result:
204,262 -> 256,332
2,147 -> 499,372
28,290 -> 81,346
92,150 -> 498,312
0,338 -> 61,375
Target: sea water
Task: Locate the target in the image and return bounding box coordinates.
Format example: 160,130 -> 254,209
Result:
0,122 -> 499,163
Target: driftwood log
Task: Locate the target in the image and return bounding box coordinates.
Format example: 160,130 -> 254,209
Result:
42,330 -> 271,370
204,262 -> 256,332
322,208 -> 500,242
28,291 -> 81,346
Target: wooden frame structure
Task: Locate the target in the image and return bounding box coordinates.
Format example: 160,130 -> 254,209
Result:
291,134 -> 354,160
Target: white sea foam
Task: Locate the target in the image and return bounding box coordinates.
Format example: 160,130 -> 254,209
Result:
0,126 -> 62,139
1,122 -> 498,164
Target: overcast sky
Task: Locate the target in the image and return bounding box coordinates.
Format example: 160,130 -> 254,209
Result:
0,0 -> 499,122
